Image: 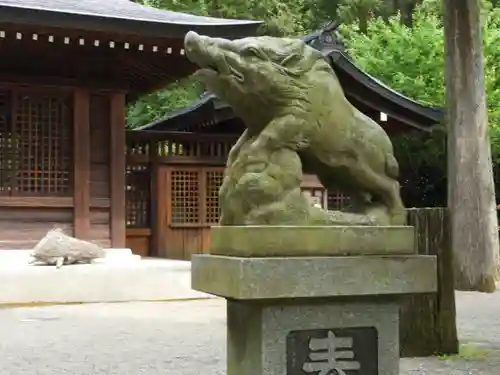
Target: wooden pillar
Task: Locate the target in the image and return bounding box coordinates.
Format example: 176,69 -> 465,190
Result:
110,92 -> 126,248
443,0 -> 499,292
73,89 -> 91,239
149,139 -> 159,257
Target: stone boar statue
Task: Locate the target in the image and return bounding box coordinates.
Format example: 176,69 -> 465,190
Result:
29,228 -> 105,268
184,31 -> 405,226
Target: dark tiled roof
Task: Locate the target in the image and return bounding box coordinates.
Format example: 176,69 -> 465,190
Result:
136,94 -> 217,131
136,93 -> 233,131
0,0 -> 262,38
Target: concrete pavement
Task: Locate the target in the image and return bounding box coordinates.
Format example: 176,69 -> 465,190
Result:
0,291 -> 498,374
0,251 -> 211,304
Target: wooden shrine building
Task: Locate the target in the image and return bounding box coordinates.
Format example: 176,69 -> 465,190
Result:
126,26 -> 444,259
0,0 -> 260,250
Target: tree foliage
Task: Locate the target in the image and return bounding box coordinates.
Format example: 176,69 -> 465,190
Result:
126,80 -> 204,129
340,2 -> 500,147
337,1 -> 500,206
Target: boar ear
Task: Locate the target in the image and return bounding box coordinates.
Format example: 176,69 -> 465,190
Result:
243,46 -> 267,60
280,49 -> 319,77
280,53 -> 300,67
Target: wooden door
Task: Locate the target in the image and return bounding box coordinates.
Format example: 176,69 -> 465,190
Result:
125,163 -> 152,256
156,165 -> 224,260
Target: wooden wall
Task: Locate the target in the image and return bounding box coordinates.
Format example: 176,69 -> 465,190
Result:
89,94 -> 112,248
0,204 -> 74,249
0,85 -> 75,249
72,90 -> 126,248
0,84 -> 126,250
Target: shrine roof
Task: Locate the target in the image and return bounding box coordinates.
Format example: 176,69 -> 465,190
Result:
0,0 -> 261,38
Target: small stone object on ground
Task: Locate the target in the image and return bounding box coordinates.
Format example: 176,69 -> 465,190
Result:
29,228 -> 105,268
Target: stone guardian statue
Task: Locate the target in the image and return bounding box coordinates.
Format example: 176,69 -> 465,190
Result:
184,31 -> 406,226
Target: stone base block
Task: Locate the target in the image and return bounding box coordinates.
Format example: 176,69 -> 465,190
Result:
192,255 -> 437,299
210,225 -> 415,257
228,299 -> 399,375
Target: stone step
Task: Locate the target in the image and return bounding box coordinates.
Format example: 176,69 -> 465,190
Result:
0,256 -> 213,305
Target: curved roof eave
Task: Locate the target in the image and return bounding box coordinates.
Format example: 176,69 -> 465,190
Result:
0,0 -> 262,38
326,50 -> 444,124
136,94 -> 218,131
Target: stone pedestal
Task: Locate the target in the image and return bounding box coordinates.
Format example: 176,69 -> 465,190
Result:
192,226 -> 437,375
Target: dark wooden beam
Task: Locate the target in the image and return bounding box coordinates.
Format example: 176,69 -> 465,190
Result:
126,130 -> 238,142
0,74 -> 129,92
0,33 -> 188,96
110,92 -> 127,248
73,89 -> 91,239
443,0 -> 499,292
149,139 -> 160,258
0,197 -> 110,208
0,21 -> 186,51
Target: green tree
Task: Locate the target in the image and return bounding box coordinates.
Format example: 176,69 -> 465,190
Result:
337,0 -> 383,33
126,81 -> 204,129
306,0 -> 342,29
341,2 -> 500,158
337,1 -> 500,209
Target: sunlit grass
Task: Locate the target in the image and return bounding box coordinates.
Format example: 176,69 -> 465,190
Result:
437,343 -> 490,361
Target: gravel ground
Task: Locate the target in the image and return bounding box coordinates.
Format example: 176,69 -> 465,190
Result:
0,291 -> 498,375
401,290 -> 500,375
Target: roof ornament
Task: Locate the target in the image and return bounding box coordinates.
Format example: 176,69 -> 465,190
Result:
301,20 -> 345,55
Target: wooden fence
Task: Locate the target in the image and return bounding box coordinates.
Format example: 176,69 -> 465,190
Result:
400,207 -> 459,357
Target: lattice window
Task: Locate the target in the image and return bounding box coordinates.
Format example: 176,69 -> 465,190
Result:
0,90 -> 13,194
0,88 -> 72,196
205,170 -> 224,223
327,191 -> 350,211
126,164 -> 150,227
171,170 -> 200,224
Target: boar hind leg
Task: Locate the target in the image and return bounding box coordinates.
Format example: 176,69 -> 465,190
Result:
345,163 -> 405,225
